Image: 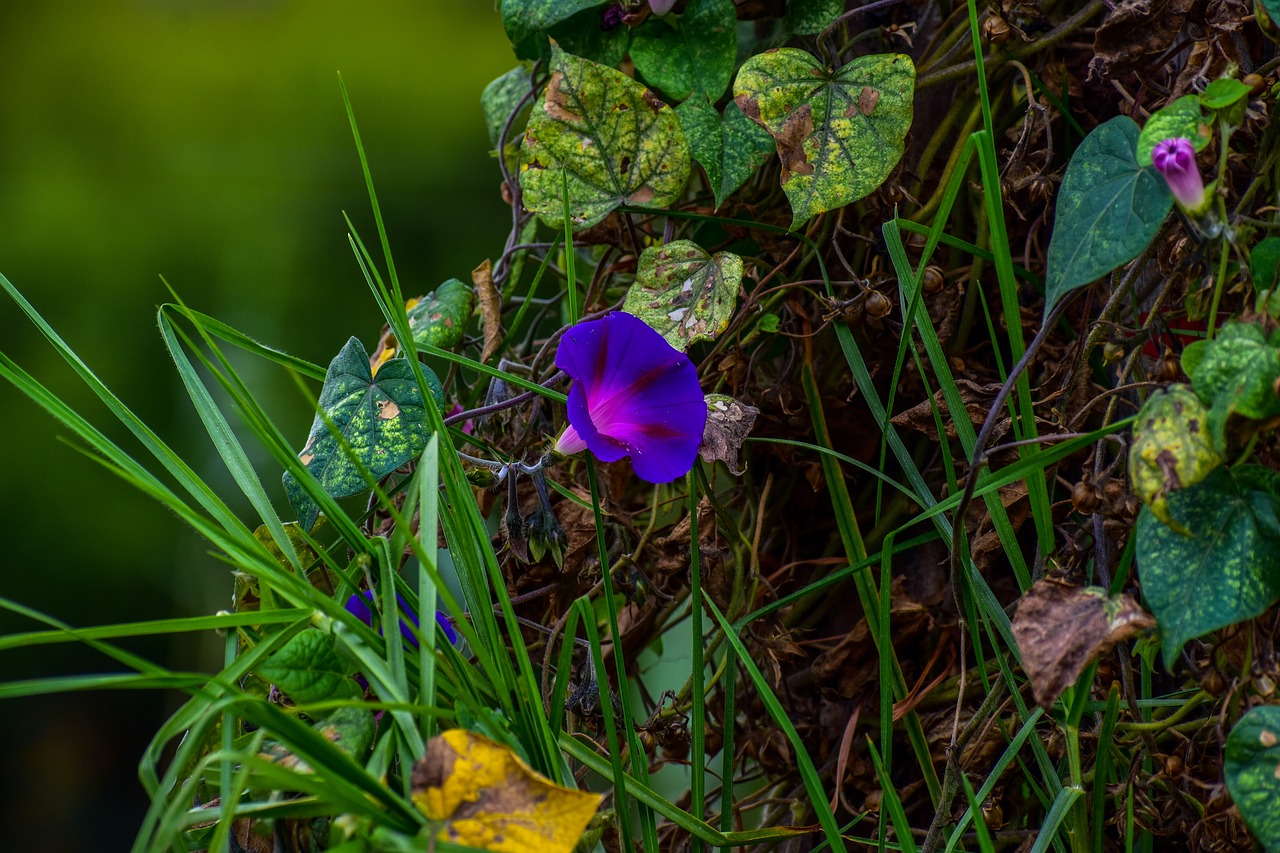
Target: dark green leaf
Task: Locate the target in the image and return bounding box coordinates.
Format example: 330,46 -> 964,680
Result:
1136,94 -> 1211,166
1184,321 -> 1280,448
623,240 -> 742,349
550,5 -> 630,67
482,66 -> 534,147
1252,238 -> 1280,315
256,629 -> 358,705
676,95 -> 775,208
1043,116 -> 1171,315
409,279 -> 474,350
520,43 -> 691,230
503,0 -> 607,57
1202,77 -> 1252,110
631,0 -> 736,103
733,49 -> 915,229
1226,705 -> 1280,852
1136,465 -> 1280,666
785,0 -> 844,34
283,337 -> 444,531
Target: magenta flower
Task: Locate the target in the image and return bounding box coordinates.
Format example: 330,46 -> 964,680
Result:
1152,138 -> 1208,214
554,311 -> 706,483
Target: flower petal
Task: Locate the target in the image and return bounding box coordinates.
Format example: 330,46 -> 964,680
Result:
555,311 -> 707,483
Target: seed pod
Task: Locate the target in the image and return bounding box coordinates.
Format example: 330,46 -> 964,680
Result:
1244,72 -> 1266,95
922,265 -> 945,293
1164,754 -> 1184,776
1072,481 -> 1101,513
982,14 -> 1012,44
1201,667 -> 1227,696
863,290 -> 893,319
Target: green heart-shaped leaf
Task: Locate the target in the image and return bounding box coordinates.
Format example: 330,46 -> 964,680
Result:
1226,705 -> 1280,852
676,95 -> 776,208
284,336 -> 444,530
624,240 -> 742,349
1136,465 -> 1280,666
256,629 -> 357,706
1043,116 -> 1171,315
519,43 -> 692,230
1136,94 -> 1211,166
733,49 -> 915,229
631,0 -> 737,103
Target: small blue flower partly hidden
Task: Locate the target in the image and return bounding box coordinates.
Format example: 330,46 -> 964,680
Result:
345,590 -> 457,647
554,311 -> 706,484
1152,137 -> 1210,215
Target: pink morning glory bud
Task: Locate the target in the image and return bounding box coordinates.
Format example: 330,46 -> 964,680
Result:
649,0 -> 678,15
1151,138 -> 1208,214
553,311 -> 707,484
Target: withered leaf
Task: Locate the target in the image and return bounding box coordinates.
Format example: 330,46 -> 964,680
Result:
412,728 -> 601,853
474,259 -> 503,364
1089,0 -> 1194,80
699,394 -> 759,475
1012,579 -> 1154,709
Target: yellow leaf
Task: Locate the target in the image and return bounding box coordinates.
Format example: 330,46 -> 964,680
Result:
411,729 -> 602,853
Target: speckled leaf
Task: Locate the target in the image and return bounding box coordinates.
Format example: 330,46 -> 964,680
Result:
256,629 -> 358,706
261,706 -> 376,773
785,0 -> 844,34
1044,116 -> 1171,315
483,66 -> 534,147
520,43 -> 691,230
409,279 -> 474,350
283,337 -> 444,531
1136,465 -> 1280,666
631,0 -> 736,103
1136,95 -> 1211,166
676,95 -> 776,208
503,0 -> 607,57
1129,384 -> 1224,531
624,240 -> 742,348
1226,705 -> 1280,852
1183,321 -> 1280,449
733,49 -> 915,229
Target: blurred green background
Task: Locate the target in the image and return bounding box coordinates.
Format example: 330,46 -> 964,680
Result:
0,1 -> 513,848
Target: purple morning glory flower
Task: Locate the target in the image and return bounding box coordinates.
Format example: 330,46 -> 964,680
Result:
553,311 -> 706,484
345,590 -> 457,647
1152,137 -> 1208,214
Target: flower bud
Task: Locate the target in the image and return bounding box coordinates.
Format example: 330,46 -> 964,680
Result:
1151,138 -> 1210,215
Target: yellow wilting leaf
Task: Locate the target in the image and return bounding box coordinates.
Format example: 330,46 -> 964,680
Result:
411,729 -> 602,853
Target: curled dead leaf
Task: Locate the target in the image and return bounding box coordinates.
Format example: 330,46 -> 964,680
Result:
1012,579 -> 1154,709
474,259 -> 503,364
699,394 -> 759,475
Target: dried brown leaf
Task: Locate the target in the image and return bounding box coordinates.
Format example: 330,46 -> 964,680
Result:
1012,579 -> 1155,709
474,259 -> 503,364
